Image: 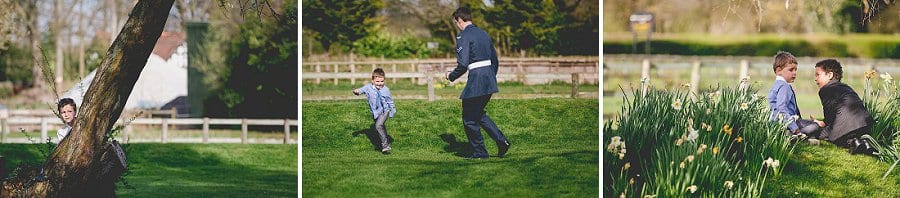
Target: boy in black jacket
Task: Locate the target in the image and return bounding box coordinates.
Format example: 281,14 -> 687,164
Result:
812,59 -> 876,154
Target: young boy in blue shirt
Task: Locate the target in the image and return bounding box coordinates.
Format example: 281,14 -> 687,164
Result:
768,51 -> 820,137
353,68 -> 397,154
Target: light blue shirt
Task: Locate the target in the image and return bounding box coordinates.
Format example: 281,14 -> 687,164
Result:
768,76 -> 800,131
355,83 -> 396,119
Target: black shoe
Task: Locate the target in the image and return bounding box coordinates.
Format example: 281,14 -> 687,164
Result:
497,140 -> 511,157
465,155 -> 489,160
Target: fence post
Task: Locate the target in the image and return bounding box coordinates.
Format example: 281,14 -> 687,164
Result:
40,117 -> 47,142
124,120 -> 132,144
241,119 -> 248,144
0,118 -> 6,143
412,59 -> 418,84
517,51 -> 525,83
690,61 -> 702,99
428,70 -> 435,102
203,117 -> 209,144
391,63 -> 397,84
350,53 -> 356,85
315,63 -> 321,84
283,118 -> 290,144
640,59 -> 652,97
162,119 -> 168,143
571,73 -> 579,98
333,64 -> 339,85
739,60 -> 750,90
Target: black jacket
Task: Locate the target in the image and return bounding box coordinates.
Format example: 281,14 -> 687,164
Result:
818,80 -> 873,141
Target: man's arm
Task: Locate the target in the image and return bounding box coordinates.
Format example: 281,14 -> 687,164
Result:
448,36 -> 470,81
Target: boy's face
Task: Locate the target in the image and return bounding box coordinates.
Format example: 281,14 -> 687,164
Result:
776,63 -> 798,83
372,76 -> 385,89
814,67 -> 833,88
60,104 -> 76,125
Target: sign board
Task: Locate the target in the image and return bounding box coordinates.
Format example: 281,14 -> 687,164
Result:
629,13 -> 654,34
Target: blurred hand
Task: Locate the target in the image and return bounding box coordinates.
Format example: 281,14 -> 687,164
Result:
352,88 -> 360,95
814,119 -> 825,127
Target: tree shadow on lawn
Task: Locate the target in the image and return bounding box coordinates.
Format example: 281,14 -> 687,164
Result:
116,144 -> 297,197
351,127 -> 394,151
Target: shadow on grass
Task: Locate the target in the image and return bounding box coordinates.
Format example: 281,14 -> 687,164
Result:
769,143 -> 900,197
352,127 -> 394,151
0,144 -> 299,198
117,144 -> 297,197
439,133 -> 473,157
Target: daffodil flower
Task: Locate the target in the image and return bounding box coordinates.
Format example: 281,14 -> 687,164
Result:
672,99 -> 683,110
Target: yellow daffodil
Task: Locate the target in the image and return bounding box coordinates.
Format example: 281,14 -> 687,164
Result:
724,181 -> 734,189
740,102 -> 749,110
686,155 -> 695,163
735,136 -> 743,143
712,146 -> 719,155
723,124 -> 733,136
865,70 -> 876,79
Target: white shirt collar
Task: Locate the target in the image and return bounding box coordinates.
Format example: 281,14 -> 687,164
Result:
775,76 -> 787,82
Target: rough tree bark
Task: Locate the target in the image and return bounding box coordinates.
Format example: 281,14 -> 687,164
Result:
1,0 -> 175,197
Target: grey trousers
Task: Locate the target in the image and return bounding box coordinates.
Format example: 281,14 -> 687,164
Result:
374,112 -> 391,150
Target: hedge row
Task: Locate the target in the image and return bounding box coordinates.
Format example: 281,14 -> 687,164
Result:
604,34 -> 900,58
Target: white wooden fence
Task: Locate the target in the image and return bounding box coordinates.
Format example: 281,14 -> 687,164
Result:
604,54 -> 900,96
302,57 -> 599,101
0,116 -> 298,144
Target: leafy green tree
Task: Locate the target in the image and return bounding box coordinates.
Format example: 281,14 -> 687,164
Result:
205,0 -> 298,119
302,0 -> 382,52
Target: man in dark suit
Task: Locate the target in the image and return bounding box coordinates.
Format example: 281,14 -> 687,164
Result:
812,59 -> 876,154
446,7 -> 510,160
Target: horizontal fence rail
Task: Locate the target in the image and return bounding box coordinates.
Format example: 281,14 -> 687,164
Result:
0,117 -> 298,144
302,57 -> 600,101
604,55 -> 900,96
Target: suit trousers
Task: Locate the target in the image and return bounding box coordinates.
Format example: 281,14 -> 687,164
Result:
374,112 -> 391,150
461,94 -> 507,157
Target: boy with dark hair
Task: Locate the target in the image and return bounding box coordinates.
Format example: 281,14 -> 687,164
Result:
812,59 -> 876,154
353,68 -> 396,154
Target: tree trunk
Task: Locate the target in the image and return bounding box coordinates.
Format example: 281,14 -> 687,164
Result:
1,0 -> 175,197
54,0 -> 64,91
28,0 -> 43,90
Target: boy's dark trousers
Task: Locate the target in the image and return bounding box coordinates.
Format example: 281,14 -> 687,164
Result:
462,94 -> 507,157
374,112 -> 391,150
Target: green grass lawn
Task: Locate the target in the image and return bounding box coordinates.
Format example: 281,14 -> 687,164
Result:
303,80 -> 598,99
0,144 -> 297,197
302,98 -> 599,197
768,143 -> 900,197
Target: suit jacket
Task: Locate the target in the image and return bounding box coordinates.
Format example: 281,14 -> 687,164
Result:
818,80 -> 873,141
768,77 -> 801,131
448,24 -> 499,99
